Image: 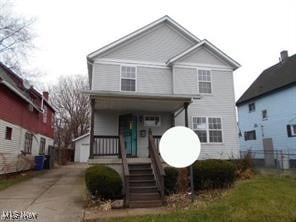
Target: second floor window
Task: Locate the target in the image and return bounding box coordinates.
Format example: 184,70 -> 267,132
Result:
198,69 -> 212,94
262,110 -> 268,120
121,66 -> 136,92
248,103 -> 255,112
43,105 -> 48,123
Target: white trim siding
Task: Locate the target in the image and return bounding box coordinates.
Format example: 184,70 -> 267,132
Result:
0,119 -> 54,174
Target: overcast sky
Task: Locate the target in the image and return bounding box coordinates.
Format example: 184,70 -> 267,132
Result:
13,0 -> 296,100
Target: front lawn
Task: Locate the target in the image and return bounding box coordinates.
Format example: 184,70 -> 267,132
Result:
0,171 -> 44,191
102,175 -> 296,222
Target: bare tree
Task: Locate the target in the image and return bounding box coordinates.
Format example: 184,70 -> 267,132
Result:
50,75 -> 90,149
0,0 -> 34,74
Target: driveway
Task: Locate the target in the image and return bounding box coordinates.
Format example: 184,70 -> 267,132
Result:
0,164 -> 87,222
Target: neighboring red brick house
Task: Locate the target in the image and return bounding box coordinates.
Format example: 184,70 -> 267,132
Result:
0,63 -> 56,174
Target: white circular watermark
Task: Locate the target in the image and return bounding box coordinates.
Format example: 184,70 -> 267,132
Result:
159,126 -> 201,168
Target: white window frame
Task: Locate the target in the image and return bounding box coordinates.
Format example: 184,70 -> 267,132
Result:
291,125 -> 296,136
120,65 -> 137,92
262,109 -> 268,120
192,116 -> 223,144
197,68 -> 212,94
248,103 -> 255,112
43,105 -> 48,123
143,115 -> 161,128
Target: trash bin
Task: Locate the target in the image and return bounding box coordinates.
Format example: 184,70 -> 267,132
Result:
35,155 -> 45,170
43,155 -> 50,169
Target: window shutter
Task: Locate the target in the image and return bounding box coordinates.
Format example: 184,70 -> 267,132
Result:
287,125 -> 292,137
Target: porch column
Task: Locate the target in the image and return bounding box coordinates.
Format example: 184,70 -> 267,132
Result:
89,98 -> 95,159
184,102 -> 189,127
184,102 -> 195,202
170,113 -> 175,127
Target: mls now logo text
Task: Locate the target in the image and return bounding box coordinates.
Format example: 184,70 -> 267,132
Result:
1,211 -> 38,221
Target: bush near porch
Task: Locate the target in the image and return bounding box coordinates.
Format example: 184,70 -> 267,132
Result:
85,165 -> 122,200
193,159 -> 236,190
164,167 -> 179,194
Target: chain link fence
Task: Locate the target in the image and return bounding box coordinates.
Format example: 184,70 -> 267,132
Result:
240,149 -> 296,170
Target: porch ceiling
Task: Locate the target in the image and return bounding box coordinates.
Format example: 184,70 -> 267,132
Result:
85,91 -> 196,112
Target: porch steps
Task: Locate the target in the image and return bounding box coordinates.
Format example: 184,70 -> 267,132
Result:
128,163 -> 162,208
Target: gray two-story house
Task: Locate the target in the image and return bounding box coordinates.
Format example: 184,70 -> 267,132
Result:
85,16 -> 240,207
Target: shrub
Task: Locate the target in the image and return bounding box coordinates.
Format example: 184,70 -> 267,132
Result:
85,165 -> 122,200
164,167 -> 179,194
193,159 -> 236,190
237,152 -> 254,172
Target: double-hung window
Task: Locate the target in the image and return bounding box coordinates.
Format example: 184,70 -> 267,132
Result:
208,117 -> 223,142
43,105 -> 48,123
39,137 -> 46,155
192,117 -> 223,143
24,132 -> 33,154
198,69 -> 212,94
121,66 -> 136,92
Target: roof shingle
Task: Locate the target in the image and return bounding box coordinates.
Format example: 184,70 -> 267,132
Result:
236,53 -> 296,105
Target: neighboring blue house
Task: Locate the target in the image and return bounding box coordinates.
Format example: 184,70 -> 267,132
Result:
236,51 -> 296,167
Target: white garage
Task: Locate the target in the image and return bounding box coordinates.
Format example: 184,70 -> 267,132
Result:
73,133 -> 90,163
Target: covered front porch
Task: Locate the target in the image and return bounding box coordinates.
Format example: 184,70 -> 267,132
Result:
85,91 -> 193,207
87,91 -> 193,162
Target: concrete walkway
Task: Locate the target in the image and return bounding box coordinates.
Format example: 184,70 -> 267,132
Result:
0,164 -> 87,222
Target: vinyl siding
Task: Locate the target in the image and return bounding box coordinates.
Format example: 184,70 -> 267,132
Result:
175,69 -> 239,159
97,22 -> 194,63
0,119 -> 53,174
92,64 -> 173,94
92,63 -> 120,91
238,86 -> 296,153
74,136 -> 90,162
137,67 -> 172,94
94,111 -> 118,135
173,67 -> 198,94
177,46 -> 230,67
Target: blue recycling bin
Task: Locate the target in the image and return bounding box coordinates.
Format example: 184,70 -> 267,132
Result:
35,155 -> 45,170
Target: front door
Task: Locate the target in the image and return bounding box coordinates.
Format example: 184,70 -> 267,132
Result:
119,114 -> 137,157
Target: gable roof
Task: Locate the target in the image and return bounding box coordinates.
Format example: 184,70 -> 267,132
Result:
0,62 -> 56,112
236,53 -> 296,106
166,39 -> 240,70
72,133 -> 90,142
87,15 -> 200,60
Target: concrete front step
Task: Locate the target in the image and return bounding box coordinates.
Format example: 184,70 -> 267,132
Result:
129,164 -> 151,170
129,174 -> 154,181
130,192 -> 161,201
129,200 -> 162,208
129,186 -> 158,193
129,180 -> 156,187
129,169 -> 153,175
